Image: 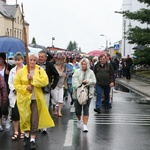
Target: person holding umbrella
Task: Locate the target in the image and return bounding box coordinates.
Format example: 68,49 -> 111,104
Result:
14,52 -> 55,149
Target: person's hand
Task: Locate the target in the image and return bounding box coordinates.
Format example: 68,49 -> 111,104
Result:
110,82 -> 114,87
61,67 -> 64,72
27,74 -> 33,80
82,80 -> 87,85
5,69 -> 9,75
26,85 -> 33,93
13,90 -> 16,95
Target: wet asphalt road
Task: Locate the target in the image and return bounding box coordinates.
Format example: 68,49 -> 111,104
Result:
0,90 -> 150,150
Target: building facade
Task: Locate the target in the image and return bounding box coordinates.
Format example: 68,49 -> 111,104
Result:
0,0 -> 29,43
122,0 -> 149,57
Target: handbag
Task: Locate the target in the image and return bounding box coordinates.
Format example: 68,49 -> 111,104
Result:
42,84 -> 50,93
77,84 -> 89,105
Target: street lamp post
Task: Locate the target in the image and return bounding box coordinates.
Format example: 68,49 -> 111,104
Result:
100,34 -> 108,52
51,37 -> 55,53
52,37 -> 55,48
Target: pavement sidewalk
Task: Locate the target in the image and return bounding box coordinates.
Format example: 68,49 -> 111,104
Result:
115,78 -> 150,99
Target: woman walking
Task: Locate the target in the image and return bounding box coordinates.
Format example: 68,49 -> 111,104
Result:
72,58 -> 96,132
8,52 -> 24,141
51,60 -> 66,117
14,52 -> 55,149
66,58 -> 79,105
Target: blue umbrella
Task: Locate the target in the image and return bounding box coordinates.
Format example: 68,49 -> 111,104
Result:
0,36 -> 29,53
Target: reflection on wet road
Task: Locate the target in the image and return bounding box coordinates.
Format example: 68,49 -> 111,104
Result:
0,90 -> 150,150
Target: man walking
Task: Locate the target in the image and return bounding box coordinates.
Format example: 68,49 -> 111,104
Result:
126,55 -> 133,80
94,54 -> 115,113
37,50 -> 59,133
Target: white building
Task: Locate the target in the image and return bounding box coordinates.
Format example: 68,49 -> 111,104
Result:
122,0 -> 149,57
0,0 -> 29,43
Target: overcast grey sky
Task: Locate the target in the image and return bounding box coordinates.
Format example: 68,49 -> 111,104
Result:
8,0 -> 122,53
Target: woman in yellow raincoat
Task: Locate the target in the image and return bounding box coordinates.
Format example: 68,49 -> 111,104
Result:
14,52 -> 54,149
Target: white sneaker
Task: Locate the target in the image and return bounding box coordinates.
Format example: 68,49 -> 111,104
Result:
82,124 -> 88,132
2,116 -> 6,125
0,126 -> 3,132
5,120 -> 10,129
77,120 -> 82,129
42,128 -> 47,134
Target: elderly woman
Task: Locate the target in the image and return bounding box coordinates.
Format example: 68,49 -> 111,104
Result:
8,52 -> 24,141
72,58 -> 96,132
14,52 -> 55,149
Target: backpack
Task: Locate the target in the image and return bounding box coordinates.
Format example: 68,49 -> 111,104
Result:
77,84 -> 88,105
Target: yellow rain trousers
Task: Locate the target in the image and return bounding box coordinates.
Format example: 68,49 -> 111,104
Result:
14,65 -> 55,132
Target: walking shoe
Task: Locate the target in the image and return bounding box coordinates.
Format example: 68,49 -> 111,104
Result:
30,141 -> 36,149
23,137 -> 29,147
82,124 -> 88,132
105,108 -> 109,112
109,103 -> 112,108
77,120 -> 82,129
42,128 -> 47,134
5,120 -> 10,129
94,108 -> 101,114
0,126 -> 3,132
70,100 -> 74,105
64,96 -> 68,101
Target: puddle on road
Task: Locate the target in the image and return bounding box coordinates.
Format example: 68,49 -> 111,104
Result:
115,83 -> 130,93
114,83 -> 150,104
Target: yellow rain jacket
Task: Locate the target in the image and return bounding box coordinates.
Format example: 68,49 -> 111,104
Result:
14,65 -> 55,132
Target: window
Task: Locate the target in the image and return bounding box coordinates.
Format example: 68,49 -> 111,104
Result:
10,29 -> 12,36
20,32 -> 21,39
18,17 -> 19,24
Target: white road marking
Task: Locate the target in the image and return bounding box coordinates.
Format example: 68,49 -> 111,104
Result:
73,114 -> 150,126
64,119 -> 74,147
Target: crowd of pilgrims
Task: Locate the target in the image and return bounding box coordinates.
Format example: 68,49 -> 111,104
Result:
0,51 -> 132,149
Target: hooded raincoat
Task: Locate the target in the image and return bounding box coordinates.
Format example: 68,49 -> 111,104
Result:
14,65 -> 55,132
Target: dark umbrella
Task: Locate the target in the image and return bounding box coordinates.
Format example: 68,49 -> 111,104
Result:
28,44 -> 53,61
28,43 -> 46,49
0,36 -> 29,53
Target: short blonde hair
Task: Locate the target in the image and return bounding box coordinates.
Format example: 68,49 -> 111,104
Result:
28,52 -> 39,60
13,52 -> 24,60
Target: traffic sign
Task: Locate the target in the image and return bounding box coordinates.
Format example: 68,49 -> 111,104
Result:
114,44 -> 120,50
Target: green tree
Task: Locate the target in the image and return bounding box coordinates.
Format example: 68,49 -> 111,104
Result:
116,52 -> 122,58
31,37 -> 36,44
67,41 -> 73,51
67,41 -> 79,51
78,47 -> 82,52
72,41 -> 78,51
123,0 -> 150,65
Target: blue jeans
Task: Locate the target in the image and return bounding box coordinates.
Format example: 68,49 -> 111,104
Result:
95,84 -> 110,109
67,84 -> 73,99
